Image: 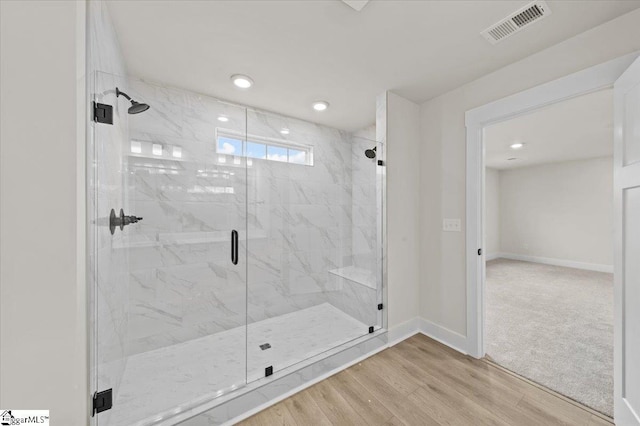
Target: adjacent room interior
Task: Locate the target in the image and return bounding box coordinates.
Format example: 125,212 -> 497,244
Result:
483,89 -> 614,416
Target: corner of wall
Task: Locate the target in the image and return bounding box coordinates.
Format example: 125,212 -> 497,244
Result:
384,92 -> 421,329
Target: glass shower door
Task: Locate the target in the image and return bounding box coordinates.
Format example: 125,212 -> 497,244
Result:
92,72 -> 248,426
244,110 -> 383,382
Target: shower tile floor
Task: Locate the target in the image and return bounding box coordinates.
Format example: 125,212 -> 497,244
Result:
108,303 -> 367,426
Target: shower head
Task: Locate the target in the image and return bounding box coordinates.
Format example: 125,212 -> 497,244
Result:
127,101 -> 150,114
116,87 -> 150,114
364,146 -> 377,159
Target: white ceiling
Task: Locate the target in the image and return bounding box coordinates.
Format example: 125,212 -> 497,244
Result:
484,88 -> 613,170
107,1 -> 639,131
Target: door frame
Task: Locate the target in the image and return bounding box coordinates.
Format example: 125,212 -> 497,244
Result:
464,51 -> 640,359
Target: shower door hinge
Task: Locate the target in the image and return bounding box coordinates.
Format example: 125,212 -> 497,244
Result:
377,160 -> 384,166
377,303 -> 383,310
93,102 -> 113,125
368,326 -> 375,333
265,366 -> 273,377
92,388 -> 113,416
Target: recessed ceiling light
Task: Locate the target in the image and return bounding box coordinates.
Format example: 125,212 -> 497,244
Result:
280,128 -> 290,135
231,74 -> 253,89
510,143 -> 524,149
312,101 -> 329,111
218,115 -> 229,122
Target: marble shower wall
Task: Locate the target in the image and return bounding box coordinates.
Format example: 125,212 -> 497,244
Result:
351,134 -> 379,272
120,78 -> 381,355
325,128 -> 380,329
123,80 -> 249,357
245,110 -> 354,324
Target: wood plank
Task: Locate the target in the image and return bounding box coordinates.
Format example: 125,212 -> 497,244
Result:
306,378 -> 368,426
383,416 -> 406,426
486,358 -> 612,424
240,403 -> 298,426
391,339 -> 567,425
325,370 -> 394,425
345,362 -> 441,425
515,388 -> 594,426
371,347 -> 506,425
391,340 -> 524,407
588,414 -> 614,425
282,390 -> 332,426
515,395 -> 588,426
239,334 -> 607,426
358,351 -> 423,395
406,335 -> 591,425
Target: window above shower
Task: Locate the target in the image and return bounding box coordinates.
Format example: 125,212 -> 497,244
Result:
216,129 -> 314,166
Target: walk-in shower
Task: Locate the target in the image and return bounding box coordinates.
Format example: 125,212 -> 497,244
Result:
89,72 -> 384,426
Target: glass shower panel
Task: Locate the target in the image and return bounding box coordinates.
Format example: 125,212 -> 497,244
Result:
245,111 -> 382,382
349,136 -> 384,330
92,71 -> 131,426
93,73 -> 248,426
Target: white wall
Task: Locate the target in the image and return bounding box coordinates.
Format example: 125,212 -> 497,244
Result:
386,92 -> 421,329
485,168 -> 500,259
0,1 -> 87,423
497,157 -> 613,269
419,9 -> 640,337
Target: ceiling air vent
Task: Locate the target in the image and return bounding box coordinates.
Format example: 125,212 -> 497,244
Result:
481,1 -> 551,44
341,0 -> 370,11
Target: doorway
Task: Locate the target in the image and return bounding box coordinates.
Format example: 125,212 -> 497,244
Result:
482,89 -> 614,416
465,52 -> 640,425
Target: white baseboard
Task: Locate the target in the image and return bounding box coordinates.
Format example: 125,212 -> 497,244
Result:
386,317 -> 421,346
418,318 -> 469,355
387,317 -> 470,355
485,253 -> 501,261
493,252 -> 613,273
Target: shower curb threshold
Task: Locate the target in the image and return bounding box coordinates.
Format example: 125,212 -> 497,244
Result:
122,328 -> 388,426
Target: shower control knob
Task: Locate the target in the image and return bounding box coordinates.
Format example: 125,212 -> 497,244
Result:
109,208 -> 143,235
123,215 -> 143,225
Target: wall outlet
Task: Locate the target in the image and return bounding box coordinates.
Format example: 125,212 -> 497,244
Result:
443,218 -> 461,232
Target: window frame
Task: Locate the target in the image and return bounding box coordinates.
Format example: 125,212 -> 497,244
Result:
215,128 -> 314,166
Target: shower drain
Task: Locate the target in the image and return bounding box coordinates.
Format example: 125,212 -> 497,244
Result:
259,343 -> 271,350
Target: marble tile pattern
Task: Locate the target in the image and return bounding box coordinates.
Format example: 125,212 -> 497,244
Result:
123,79 -> 249,357
350,135 -> 380,275
329,265 -> 376,289
108,303 -> 367,426
121,79 -> 382,357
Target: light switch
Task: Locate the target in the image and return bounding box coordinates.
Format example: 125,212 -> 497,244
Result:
443,218 -> 461,232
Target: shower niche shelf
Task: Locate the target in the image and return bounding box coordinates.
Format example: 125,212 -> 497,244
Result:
328,265 -> 377,290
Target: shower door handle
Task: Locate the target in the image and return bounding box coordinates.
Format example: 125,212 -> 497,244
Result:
231,230 -> 238,265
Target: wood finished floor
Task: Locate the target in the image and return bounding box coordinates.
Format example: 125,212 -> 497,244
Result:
238,334 -> 612,426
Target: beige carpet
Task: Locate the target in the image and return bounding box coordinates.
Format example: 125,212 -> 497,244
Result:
485,258 -> 613,416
